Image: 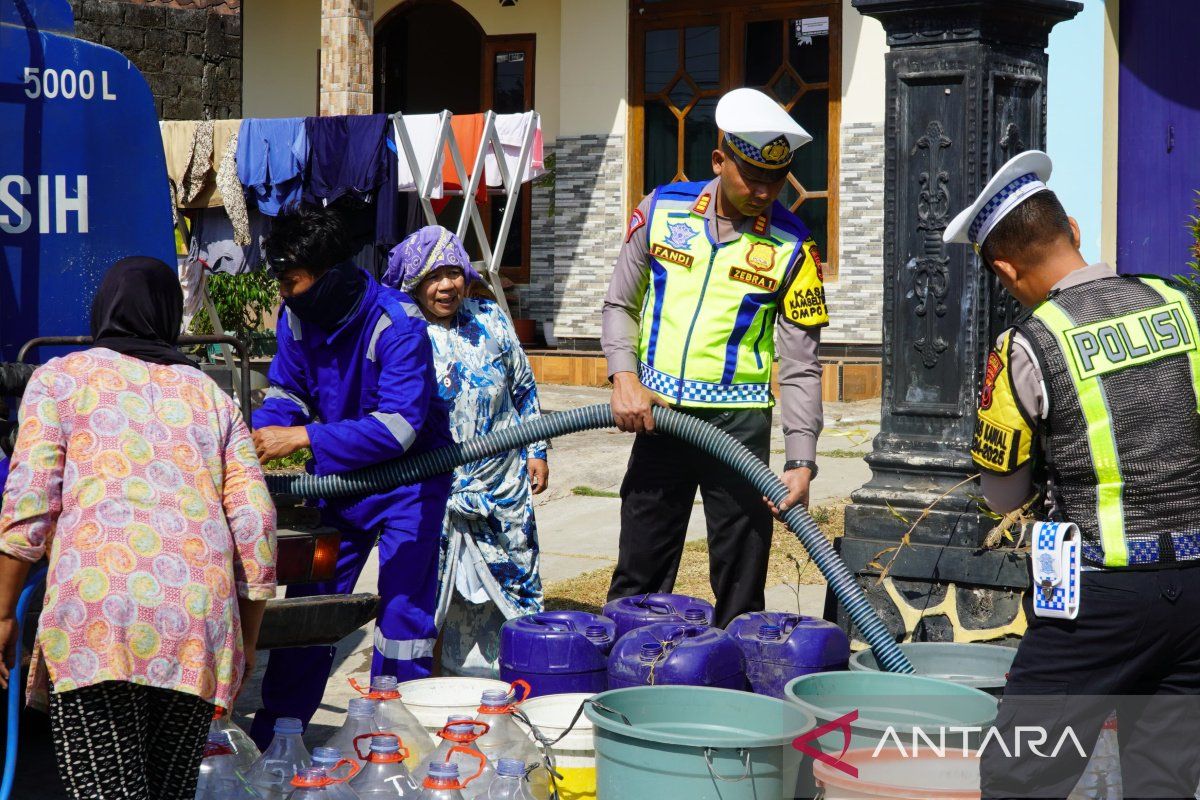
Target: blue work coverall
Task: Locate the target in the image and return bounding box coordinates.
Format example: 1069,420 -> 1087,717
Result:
250,273 -> 452,744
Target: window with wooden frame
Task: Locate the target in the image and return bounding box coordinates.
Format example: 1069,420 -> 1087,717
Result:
629,0 -> 841,278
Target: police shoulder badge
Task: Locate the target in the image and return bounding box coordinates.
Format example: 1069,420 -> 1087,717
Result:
626,209 -> 646,243
691,193 -> 711,216
780,238 -> 828,328
970,330 -> 1035,475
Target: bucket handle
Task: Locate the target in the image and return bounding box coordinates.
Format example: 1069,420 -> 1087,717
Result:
703,748 -> 752,784
585,699 -> 633,728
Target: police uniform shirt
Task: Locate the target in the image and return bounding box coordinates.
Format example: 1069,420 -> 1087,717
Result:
978,262 -> 1118,512
600,177 -> 825,462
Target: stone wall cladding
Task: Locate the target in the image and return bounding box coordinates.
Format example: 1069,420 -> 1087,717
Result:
522,145 -> 557,327
824,121 -> 885,344
537,134 -> 625,341
69,0 -> 241,119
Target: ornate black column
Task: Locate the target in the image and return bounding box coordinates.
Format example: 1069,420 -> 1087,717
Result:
840,0 -> 1081,642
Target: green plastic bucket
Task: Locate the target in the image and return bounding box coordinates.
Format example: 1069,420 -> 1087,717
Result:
584,685 -> 815,799
849,643 -> 1016,696
785,672 -> 998,754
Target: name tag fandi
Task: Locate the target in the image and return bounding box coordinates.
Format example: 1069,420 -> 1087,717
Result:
1065,301 -> 1198,379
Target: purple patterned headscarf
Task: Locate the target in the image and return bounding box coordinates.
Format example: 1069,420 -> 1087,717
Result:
384,225 -> 481,293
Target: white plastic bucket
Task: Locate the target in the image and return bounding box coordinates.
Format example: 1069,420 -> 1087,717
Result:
813,747 -> 980,799
397,677 -> 510,736
521,693 -> 596,800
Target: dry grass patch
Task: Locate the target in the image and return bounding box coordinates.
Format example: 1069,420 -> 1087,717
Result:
544,502 -> 845,615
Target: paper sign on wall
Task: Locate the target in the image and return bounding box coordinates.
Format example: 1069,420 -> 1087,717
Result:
800,17 -> 830,36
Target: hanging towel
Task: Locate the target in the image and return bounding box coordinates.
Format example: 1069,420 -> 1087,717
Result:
485,112 -> 546,188
188,206 -> 269,277
394,113 -> 446,198
160,120 -> 245,210
304,113 -> 390,205
237,118 -> 309,216
445,113 -> 488,205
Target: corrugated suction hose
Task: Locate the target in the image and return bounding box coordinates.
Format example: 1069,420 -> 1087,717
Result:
265,404 -> 914,674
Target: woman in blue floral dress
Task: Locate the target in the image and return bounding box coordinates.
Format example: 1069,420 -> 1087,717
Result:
384,226 -> 549,676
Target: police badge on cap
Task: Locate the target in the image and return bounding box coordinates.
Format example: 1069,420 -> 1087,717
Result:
716,88 -> 812,171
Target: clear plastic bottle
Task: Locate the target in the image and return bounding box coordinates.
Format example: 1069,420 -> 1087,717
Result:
325,698 -> 383,768
348,733 -> 421,798
472,686 -> 545,800
483,760 -> 536,799
246,717 -> 313,800
287,767 -> 337,800
417,753 -> 486,800
310,747 -> 362,800
196,731 -> 262,800
351,675 -> 435,769
415,718 -> 495,800
212,708 -> 262,774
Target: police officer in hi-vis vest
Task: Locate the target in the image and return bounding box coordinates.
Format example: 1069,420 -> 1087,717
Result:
601,88 -> 828,628
948,151 -> 1200,798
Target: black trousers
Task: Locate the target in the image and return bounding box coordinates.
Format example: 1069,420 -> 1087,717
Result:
49,681 -> 214,800
607,407 -> 773,628
981,567 -> 1200,800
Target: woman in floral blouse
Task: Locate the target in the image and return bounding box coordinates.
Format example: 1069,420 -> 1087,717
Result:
0,257 -> 276,800
385,227 -> 548,677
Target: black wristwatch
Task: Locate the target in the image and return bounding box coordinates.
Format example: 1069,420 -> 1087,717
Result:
784,459 -> 818,478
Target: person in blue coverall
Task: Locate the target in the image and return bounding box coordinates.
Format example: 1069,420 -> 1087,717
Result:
249,207 -> 452,746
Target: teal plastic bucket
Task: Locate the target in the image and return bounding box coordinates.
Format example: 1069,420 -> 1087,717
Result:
849,643 -> 1016,696
785,672 -> 998,754
584,686 -> 815,799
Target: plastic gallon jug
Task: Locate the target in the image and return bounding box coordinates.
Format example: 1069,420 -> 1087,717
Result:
725,612 -> 850,698
246,717 -> 313,800
324,698 -> 383,768
211,708 -> 261,774
287,767 -> 356,800
353,675 -> 435,767
196,731 -> 261,800
311,747 -> 364,800
415,719 -> 495,799
499,612 -> 615,697
607,623 -> 746,690
483,759 -> 536,799
417,754 -> 486,800
601,593 -> 713,639
349,733 -> 421,798
473,684 -> 548,799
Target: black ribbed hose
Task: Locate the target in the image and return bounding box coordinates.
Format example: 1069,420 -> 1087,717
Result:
265,404 -> 914,674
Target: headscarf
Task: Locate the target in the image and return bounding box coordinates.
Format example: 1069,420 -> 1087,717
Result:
90,257 -> 196,368
384,225 -> 481,294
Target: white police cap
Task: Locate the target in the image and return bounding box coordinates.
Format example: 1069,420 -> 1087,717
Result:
716,88 -> 812,171
944,150 -> 1054,249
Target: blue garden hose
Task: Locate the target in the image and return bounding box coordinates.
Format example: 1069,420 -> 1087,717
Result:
2,563 -> 48,800
266,403 -> 914,674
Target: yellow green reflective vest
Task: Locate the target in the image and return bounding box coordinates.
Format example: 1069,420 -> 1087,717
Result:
974,274 -> 1200,568
636,181 -> 828,408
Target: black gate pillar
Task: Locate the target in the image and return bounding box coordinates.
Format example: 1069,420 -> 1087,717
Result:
840,0 -> 1081,642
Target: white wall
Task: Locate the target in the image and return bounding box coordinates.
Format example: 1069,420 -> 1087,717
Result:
559,0 -> 627,139
841,3 -> 886,125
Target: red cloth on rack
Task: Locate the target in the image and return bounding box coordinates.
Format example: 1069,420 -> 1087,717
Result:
433,114 -> 488,213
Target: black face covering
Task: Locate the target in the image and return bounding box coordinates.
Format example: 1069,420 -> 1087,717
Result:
283,261 -> 367,332
90,257 -> 195,368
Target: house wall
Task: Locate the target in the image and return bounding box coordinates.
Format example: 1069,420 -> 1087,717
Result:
242,0 -> 320,118
69,0 -> 243,120
823,5 -> 886,345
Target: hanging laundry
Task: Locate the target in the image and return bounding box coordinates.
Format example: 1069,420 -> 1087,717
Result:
160,119 -> 245,210
394,113 -> 446,198
237,117 -> 308,216
484,112 -> 546,188
446,113 -> 488,205
216,125 -> 252,245
304,113 -> 390,205
187,206 -> 269,277
376,134 -> 403,249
